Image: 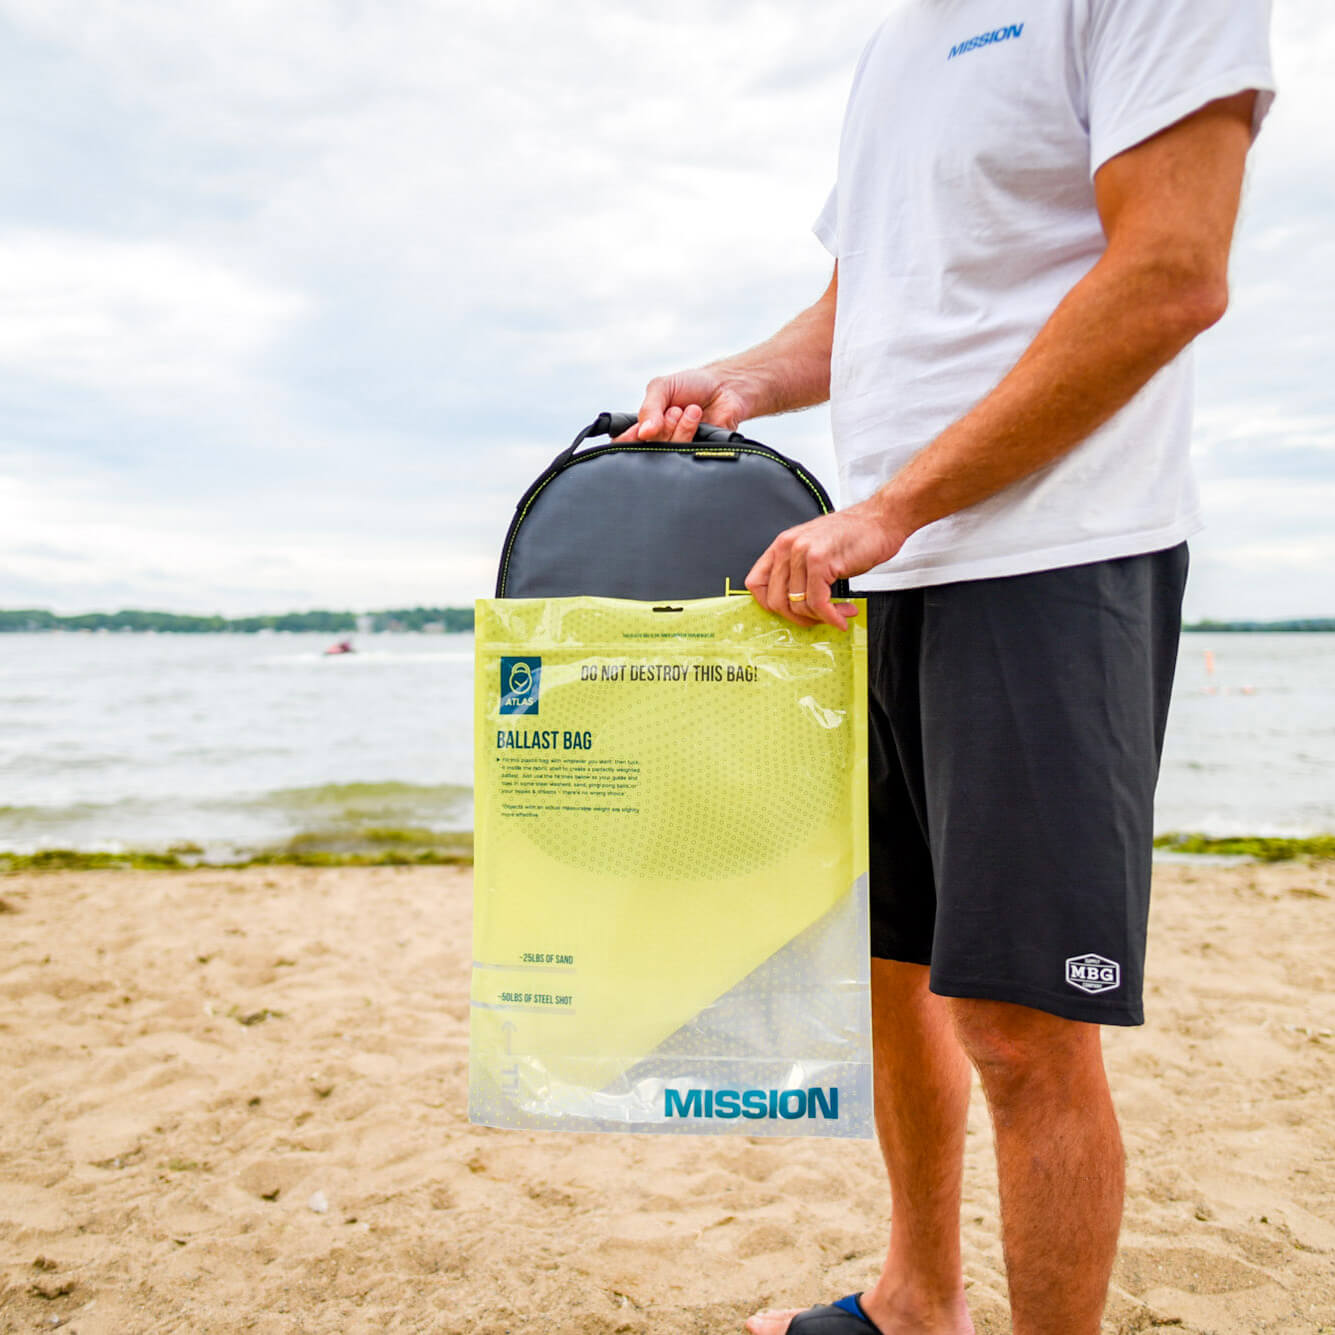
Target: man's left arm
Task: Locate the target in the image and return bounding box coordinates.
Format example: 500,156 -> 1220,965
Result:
748,91 -> 1258,630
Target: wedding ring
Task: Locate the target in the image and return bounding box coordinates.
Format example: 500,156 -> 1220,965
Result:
788,592 -> 808,602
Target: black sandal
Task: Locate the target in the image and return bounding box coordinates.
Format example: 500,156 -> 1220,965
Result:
788,1294 -> 882,1333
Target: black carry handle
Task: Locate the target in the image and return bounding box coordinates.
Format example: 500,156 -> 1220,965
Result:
598,411 -> 745,446
546,411 -> 748,476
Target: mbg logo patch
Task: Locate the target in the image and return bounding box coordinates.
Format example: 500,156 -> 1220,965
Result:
1065,954 -> 1121,995
500,656 -> 542,716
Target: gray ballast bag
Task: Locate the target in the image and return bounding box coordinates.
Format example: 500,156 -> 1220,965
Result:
495,412 -> 845,601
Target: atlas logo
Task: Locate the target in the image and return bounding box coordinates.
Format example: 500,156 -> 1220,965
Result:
948,22 -> 1025,60
664,1087 -> 840,1122
1065,954 -> 1121,995
499,656 -> 542,716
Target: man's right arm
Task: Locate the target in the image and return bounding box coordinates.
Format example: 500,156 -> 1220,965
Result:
623,266 -> 838,443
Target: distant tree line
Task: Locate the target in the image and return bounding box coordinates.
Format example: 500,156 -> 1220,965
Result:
0,606 -> 476,634
363,606 -> 476,633
4,607 -> 1331,635
1182,618 -> 1335,633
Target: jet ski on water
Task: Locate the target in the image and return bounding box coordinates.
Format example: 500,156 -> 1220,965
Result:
323,639 -> 355,656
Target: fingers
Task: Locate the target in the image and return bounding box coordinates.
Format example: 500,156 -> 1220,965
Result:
633,377 -> 698,442
784,548 -> 823,628
748,533 -> 815,627
630,378 -> 671,440
669,403 -> 701,442
745,546 -> 775,610
623,397 -> 705,444
800,573 -> 861,631
804,582 -> 850,631
615,404 -> 702,443
746,523 -> 862,632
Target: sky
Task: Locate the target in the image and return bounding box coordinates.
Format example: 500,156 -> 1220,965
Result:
0,0 -> 1330,621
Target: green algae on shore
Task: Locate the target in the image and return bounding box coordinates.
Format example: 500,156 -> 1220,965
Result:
1154,832 -> 1335,862
279,826 -> 472,856
7,833 -> 1334,871
0,829 -> 474,874
1,849 -> 194,872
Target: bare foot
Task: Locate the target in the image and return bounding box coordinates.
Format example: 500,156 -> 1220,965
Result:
744,1311 -> 803,1335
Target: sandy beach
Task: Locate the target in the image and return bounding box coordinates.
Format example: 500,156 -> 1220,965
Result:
1,860 -> 1332,1335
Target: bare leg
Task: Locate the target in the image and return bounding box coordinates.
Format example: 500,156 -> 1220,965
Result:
950,999 -> 1123,1335
746,962 -> 976,1335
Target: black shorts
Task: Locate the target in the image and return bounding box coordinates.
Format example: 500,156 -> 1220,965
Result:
866,544 -> 1188,1026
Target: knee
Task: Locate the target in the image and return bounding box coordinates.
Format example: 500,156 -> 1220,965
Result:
949,998 -> 1099,1098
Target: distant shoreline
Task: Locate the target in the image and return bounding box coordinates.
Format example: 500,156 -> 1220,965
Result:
1182,618 -> 1335,632
3,608 -> 1333,635
0,606 -> 475,634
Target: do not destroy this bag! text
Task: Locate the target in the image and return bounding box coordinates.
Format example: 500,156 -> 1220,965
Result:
470,596 -> 872,1138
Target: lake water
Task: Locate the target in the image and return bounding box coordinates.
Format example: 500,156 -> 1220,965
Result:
0,631 -> 1332,855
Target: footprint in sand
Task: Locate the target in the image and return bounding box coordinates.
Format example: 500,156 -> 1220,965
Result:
735,1222 -> 797,1259
1115,1243 -> 1273,1296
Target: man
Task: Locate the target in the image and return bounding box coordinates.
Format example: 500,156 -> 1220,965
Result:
624,3 -> 1275,1333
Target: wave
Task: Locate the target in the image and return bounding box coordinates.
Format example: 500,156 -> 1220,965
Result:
0,780 -> 475,856
0,796 -> 165,824
259,781 -> 471,820
0,782 -> 472,816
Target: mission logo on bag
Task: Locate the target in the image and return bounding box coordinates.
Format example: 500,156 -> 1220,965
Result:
664,1087 -> 841,1122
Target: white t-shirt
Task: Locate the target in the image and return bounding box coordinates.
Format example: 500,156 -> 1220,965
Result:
815,0 -> 1276,590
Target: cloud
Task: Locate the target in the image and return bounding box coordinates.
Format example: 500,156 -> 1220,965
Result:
0,0 -> 1329,615
0,231 -> 305,400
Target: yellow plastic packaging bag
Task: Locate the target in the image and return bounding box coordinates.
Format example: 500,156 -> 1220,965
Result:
470,595 -> 871,1138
